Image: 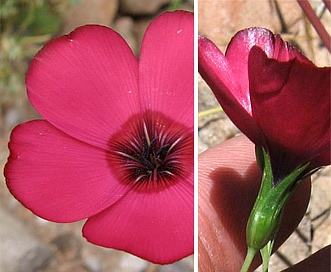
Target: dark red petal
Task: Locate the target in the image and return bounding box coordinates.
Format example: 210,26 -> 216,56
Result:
82,174 -> 194,264
26,25 -> 139,150
139,11 -> 194,126
249,46 -> 330,175
198,35 -> 264,146
223,28 -> 312,114
4,120 -> 131,222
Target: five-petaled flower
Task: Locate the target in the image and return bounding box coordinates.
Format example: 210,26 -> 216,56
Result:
4,11 -> 193,264
199,28 -> 330,185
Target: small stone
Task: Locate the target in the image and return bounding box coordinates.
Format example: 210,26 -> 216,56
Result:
119,0 -> 171,15
83,255 -> 102,272
51,233 -> 82,260
16,245 -> 53,272
0,207 -> 53,272
159,256 -> 194,272
116,253 -> 148,272
62,0 -> 119,33
113,16 -> 137,55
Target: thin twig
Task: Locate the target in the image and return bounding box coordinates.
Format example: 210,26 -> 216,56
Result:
198,107 -> 223,118
297,0 -> 331,52
274,0 -> 289,33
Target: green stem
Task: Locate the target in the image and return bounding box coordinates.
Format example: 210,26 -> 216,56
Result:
20,34 -> 52,45
260,239 -> 274,272
240,247 -> 257,272
169,0 -> 182,10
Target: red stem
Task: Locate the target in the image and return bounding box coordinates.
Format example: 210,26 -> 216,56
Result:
323,0 -> 331,12
297,0 -> 331,52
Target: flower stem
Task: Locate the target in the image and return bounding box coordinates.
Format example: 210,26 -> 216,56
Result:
243,148 -> 310,272
297,0 -> 331,52
169,0 -> 182,10
240,247 -> 257,272
323,0 -> 331,12
260,239 -> 274,272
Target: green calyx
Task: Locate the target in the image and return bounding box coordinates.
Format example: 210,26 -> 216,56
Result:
240,147 -> 310,272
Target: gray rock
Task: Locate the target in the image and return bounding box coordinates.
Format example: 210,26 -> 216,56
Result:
0,207 -> 53,272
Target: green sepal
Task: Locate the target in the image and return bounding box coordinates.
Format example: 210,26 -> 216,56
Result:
246,148 -> 309,250
241,147 -> 310,272
255,146 -> 265,171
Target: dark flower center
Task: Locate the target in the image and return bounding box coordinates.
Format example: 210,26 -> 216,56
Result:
108,111 -> 193,187
114,123 -> 179,182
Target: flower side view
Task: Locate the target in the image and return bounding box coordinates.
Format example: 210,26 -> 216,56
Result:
4,11 -> 193,264
199,28 -> 330,183
199,28 -> 330,271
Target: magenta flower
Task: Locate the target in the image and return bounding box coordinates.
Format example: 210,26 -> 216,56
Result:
199,28 -> 330,184
4,11 -> 193,264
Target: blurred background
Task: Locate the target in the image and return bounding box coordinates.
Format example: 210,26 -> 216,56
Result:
0,0 -> 194,271
198,0 -> 330,271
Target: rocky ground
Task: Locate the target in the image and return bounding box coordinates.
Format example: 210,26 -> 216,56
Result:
0,1 -> 193,272
199,1 -> 330,271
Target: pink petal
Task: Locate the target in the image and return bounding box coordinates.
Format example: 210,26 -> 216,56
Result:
226,27 -> 312,68
4,120 -> 131,222
139,11 -> 193,125
26,25 -> 139,150
224,28 -> 310,111
198,35 -> 249,111
198,35 -> 264,146
225,28 -> 276,111
82,175 -> 194,264
249,46 -> 331,175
